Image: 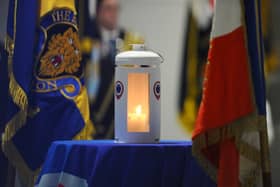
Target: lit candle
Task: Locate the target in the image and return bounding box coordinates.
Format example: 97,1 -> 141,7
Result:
128,105 -> 149,132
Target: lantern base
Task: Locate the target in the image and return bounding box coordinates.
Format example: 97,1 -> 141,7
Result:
114,137 -> 160,144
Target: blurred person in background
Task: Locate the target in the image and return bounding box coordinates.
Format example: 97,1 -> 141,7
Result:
79,0 -> 143,139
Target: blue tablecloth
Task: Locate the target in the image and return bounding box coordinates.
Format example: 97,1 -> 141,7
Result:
36,140 -> 215,187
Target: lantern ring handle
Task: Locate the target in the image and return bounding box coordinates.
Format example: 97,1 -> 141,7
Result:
146,47 -> 164,63
128,44 -> 164,63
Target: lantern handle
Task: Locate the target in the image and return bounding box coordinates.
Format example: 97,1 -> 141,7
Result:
146,48 -> 164,63
131,44 -> 164,63
122,44 -> 164,63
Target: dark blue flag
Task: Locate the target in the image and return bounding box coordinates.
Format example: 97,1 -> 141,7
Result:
2,1 -> 94,186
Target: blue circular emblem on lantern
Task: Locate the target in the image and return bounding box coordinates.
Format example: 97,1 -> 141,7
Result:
153,81 -> 160,100
115,81 -> 124,99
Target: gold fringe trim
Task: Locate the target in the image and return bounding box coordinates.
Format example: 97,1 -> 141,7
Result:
3,35 -> 29,143
3,37 -> 29,151
2,37 -> 33,186
1,111 -> 26,143
238,140 -> 261,164
9,73 -> 28,111
5,35 -> 14,56
192,143 -> 217,181
192,114 -> 267,187
242,167 -> 260,187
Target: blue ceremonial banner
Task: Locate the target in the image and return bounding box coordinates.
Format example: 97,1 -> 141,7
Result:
1,1 -> 94,186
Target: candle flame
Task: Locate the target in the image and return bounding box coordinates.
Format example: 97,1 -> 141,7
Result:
135,105 -> 142,115
127,104 -> 148,132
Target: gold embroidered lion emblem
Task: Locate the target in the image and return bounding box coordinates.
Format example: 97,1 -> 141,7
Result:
39,28 -> 81,77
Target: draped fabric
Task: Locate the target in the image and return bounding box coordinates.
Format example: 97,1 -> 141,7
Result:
1,1 -> 93,186
36,141 -> 216,187
192,0 -> 271,186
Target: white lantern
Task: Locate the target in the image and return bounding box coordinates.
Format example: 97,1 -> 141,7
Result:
115,44 -> 163,143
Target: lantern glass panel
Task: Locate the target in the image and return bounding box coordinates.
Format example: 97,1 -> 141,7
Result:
127,73 -> 150,132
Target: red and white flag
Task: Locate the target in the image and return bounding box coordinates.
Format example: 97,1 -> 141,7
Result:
192,0 -> 271,186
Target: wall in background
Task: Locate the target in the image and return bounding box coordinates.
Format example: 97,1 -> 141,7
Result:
119,0 -> 190,140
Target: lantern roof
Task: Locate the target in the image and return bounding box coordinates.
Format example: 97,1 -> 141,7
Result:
116,44 -> 163,66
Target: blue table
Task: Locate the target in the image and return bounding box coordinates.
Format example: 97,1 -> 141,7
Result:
36,140 -> 215,187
